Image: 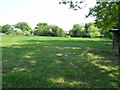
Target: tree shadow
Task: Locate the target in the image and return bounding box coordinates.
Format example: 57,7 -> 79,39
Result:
2,38 -> 119,88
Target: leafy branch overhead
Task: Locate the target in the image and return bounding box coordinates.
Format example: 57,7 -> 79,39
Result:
60,0 -> 119,30
59,0 -> 87,10
86,2 -> 119,29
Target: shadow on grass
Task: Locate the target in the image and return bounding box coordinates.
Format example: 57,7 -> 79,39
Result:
2,39 -> 119,88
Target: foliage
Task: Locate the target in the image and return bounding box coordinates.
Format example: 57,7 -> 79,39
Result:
69,24 -> 84,37
22,31 -> 31,36
84,22 -> 95,33
48,25 -> 59,36
86,2 -> 120,38
60,0 -> 119,29
49,25 -> 66,37
15,22 -> 32,31
87,25 -> 101,38
86,2 -> 119,30
6,30 -> 23,36
99,29 -> 113,38
34,24 -> 51,36
59,0 -> 86,10
2,24 -> 11,33
65,35 -> 71,38
6,27 -> 33,36
56,28 -> 66,37
35,23 -> 48,28
0,25 -> 2,32
60,1 -> 119,38
3,22 -> 34,36
34,24 -> 66,37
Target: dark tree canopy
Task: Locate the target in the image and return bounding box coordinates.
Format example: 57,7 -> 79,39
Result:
15,22 -> 32,31
2,24 -> 11,33
36,23 -> 48,27
69,24 -> 84,37
84,22 -> 95,33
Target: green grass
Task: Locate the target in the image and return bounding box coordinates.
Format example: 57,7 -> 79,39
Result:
2,35 -> 119,88
0,33 -> 5,36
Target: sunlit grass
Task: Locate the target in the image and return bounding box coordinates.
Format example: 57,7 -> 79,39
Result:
2,35 -> 119,88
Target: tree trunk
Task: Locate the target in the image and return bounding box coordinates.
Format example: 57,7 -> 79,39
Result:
118,33 -> 120,61
113,32 -> 119,54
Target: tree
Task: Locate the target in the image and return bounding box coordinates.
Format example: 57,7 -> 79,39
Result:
69,24 -> 84,37
87,25 -> 101,38
35,23 -> 48,29
2,24 -> 11,33
86,2 -> 119,30
99,29 -> 113,38
15,22 -> 32,31
60,0 -> 120,58
86,1 -> 120,58
60,0 -> 119,29
56,28 -> 66,37
34,23 -> 66,37
34,23 -> 50,36
34,26 -> 48,36
49,25 -> 66,37
84,22 -> 95,33
0,25 -> 2,33
49,25 -> 59,36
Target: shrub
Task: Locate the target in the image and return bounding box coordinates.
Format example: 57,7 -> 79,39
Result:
6,30 -> 23,35
87,25 -> 101,38
65,35 -> 71,38
6,31 -> 16,35
34,24 -> 66,37
0,25 -> 2,33
23,31 -> 31,36
2,24 -> 11,33
6,30 -> 32,36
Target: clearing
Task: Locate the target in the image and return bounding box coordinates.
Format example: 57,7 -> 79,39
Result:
2,35 -> 119,88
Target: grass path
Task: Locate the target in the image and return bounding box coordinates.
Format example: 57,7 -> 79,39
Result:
2,35 -> 119,88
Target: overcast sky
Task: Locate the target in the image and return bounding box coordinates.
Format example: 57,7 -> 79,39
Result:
0,0 -> 96,31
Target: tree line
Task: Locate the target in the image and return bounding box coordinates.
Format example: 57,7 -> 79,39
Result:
0,22 -> 113,38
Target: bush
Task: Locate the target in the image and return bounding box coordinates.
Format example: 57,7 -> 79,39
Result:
69,24 -> 84,37
87,25 -> 101,38
6,31 -> 16,35
56,28 -> 66,37
16,31 -> 23,35
6,30 -> 32,36
23,31 -> 31,36
65,35 -> 71,38
2,24 -> 11,33
6,30 -> 23,35
34,25 -> 66,37
30,30 -> 35,35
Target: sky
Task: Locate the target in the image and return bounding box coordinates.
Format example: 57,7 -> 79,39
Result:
0,0 -> 96,31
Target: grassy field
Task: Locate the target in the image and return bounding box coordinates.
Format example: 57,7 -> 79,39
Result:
1,35 -> 119,88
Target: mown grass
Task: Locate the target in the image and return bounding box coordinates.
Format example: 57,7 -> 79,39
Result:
2,35 -> 119,88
